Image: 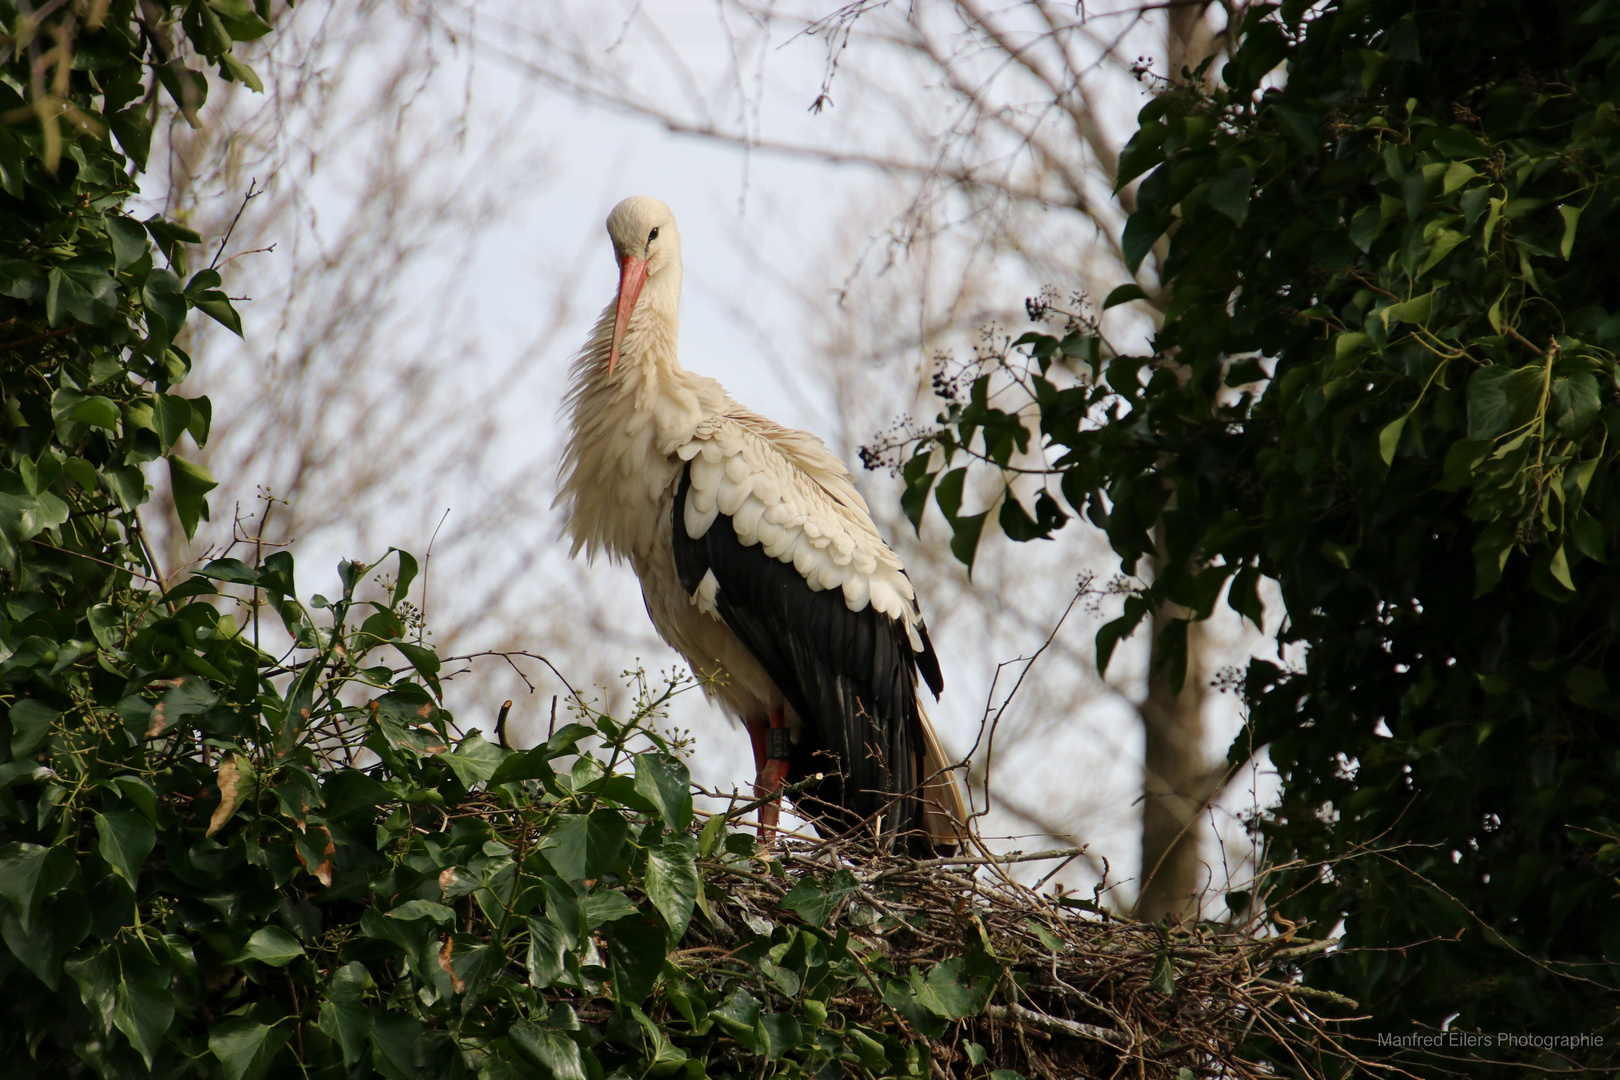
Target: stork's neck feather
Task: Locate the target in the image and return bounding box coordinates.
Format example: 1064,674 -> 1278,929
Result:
558,257 -> 727,563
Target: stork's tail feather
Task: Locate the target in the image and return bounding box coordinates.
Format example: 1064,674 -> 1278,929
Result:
915,704 -> 969,853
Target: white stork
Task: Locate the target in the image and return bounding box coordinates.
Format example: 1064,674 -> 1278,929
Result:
557,196 -> 965,852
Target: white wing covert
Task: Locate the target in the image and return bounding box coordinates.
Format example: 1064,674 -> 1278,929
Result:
676,410 -> 928,653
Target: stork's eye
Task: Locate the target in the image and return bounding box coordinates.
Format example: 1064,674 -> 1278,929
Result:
647,227 -> 660,242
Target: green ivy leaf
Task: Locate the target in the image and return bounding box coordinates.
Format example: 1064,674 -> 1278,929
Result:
9,699 -> 59,757
1560,203 -> 1582,259
153,393 -> 193,448
1466,365 -> 1518,440
486,745 -> 558,787
1442,160 -> 1478,194
209,1017 -> 290,1080
911,958 -> 988,1019
712,988 -> 764,1050
510,1021 -> 588,1080
387,900 -> 455,926
168,455 -> 218,540
1550,543 -> 1577,591
998,490 -> 1045,541
781,869 -> 859,927
393,640 -> 442,697
0,841 -> 74,920
1121,208 -> 1164,273
697,811 -> 727,857
539,810 -> 629,882
368,1014 -> 426,1078
116,976 -> 176,1068
1552,373 -> 1601,437
582,888 -> 638,929
70,395 -> 121,430
948,511 -> 988,573
644,840 -> 699,939
1378,414 -> 1408,465
1226,564 -> 1265,631
1417,228 -> 1467,276
220,53 -> 265,93
1114,120 -> 1166,188
1095,595 -> 1149,677
525,917 -> 570,988
64,948 -> 119,1035
1438,438 -> 1493,490
601,915 -> 667,1004
388,547 -> 419,605
95,809 -> 155,885
443,732 -> 509,789
155,61 -> 209,127
1572,509 -> 1606,563
633,752 -> 694,832
1207,164 -> 1252,225
142,266 -> 187,342
1102,283 -> 1148,309
1381,290 -> 1435,327
316,992 -> 373,1069
196,557 -> 260,585
759,1012 -> 803,1059
900,451 -> 936,535
107,215 -> 151,270
234,925 -> 305,966
45,258 -> 118,327
195,295 -> 244,336
1149,952 -> 1177,995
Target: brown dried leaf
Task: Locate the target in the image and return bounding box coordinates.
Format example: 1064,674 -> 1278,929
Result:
145,702 -> 168,738
206,753 -> 247,837
296,824 -> 336,887
438,937 -> 466,993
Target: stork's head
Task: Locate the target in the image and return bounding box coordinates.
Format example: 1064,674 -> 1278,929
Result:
605,196 -> 681,375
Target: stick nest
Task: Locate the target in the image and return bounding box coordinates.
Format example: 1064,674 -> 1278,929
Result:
674,827 -> 1355,1080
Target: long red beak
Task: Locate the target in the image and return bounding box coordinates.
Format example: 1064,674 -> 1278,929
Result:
609,255 -> 648,376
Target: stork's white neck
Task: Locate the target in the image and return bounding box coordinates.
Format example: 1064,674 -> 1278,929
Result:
557,257 -> 726,563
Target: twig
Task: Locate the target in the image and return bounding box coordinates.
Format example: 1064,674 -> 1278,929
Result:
965,584 -> 1086,827
218,243 -> 276,269
440,649 -> 581,702
1249,977 -> 1360,1012
0,325 -> 80,351
723,773 -> 829,822
985,1003 -> 1129,1048
418,508 -> 450,639
1269,938 -> 1341,962
208,178 -> 262,272
862,846 -> 1091,885
27,537 -> 168,586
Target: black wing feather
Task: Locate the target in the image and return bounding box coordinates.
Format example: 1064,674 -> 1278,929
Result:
672,465 -> 939,839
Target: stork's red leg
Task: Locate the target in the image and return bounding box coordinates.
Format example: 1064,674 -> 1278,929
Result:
744,714 -> 775,840
758,702 -> 790,837
744,706 -> 791,840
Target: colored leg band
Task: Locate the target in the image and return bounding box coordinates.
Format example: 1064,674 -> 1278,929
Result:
766,727 -> 791,761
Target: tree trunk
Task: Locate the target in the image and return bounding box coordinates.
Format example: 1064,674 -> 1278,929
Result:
1137,599 -> 1211,921
1135,3 -> 1222,923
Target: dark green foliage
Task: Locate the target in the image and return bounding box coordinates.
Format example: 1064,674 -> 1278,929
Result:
4,549 -> 1034,1080
900,0 -> 1620,1070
